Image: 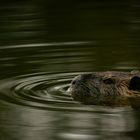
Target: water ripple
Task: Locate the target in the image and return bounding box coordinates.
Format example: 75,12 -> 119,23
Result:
0,41 -> 93,49
0,72 -> 131,113
0,72 -> 86,112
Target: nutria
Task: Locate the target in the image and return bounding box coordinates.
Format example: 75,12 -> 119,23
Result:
68,71 -> 140,107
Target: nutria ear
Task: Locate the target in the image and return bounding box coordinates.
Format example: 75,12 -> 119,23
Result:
129,76 -> 140,90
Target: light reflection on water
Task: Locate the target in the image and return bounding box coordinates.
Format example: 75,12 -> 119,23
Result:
0,106 -> 135,140
0,0 -> 140,140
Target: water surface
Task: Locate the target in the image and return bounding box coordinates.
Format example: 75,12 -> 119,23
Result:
0,1 -> 140,140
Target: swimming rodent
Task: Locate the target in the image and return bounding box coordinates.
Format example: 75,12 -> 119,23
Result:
68,71 -> 140,108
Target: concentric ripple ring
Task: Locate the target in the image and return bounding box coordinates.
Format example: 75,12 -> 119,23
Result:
0,72 -> 92,112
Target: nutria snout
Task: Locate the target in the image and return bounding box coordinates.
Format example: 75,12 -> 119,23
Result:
68,71 -> 140,107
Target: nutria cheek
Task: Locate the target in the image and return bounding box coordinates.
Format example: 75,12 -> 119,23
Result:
71,92 -> 81,101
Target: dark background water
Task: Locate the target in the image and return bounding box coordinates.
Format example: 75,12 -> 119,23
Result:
0,0 -> 140,140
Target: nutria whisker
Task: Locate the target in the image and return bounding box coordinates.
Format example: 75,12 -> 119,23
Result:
87,82 -> 101,97
78,81 -> 90,92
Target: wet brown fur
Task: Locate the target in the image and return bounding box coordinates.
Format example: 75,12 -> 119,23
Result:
68,71 -> 140,107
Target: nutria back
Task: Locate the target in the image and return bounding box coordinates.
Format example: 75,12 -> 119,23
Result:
68,71 -> 140,108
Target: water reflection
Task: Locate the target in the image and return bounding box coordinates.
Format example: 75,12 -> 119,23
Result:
0,43 -> 139,79
58,110 -> 136,140
0,0 -> 139,46
0,107 -> 136,140
0,0 -> 140,140
0,109 -> 57,140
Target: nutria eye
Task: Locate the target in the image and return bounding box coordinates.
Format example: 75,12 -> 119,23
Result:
103,78 -> 115,84
129,76 -> 140,90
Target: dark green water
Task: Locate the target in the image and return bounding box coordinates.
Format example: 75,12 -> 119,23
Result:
0,1 -> 140,140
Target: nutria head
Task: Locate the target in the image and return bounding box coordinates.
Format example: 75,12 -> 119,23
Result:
68,71 -> 140,106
